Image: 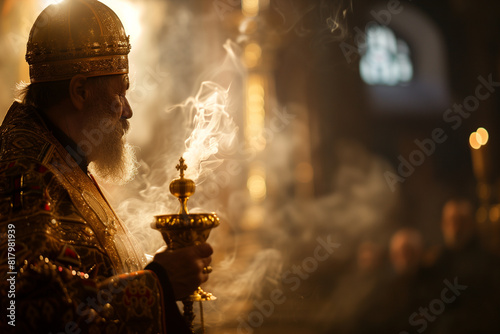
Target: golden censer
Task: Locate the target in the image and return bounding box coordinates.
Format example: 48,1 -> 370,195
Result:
152,157 -> 219,333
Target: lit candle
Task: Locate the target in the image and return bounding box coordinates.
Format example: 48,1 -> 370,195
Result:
469,128 -> 490,181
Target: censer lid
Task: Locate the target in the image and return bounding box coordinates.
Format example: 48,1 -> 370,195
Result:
169,157 -> 196,215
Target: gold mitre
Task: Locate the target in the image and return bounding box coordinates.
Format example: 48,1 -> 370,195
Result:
26,0 -> 131,83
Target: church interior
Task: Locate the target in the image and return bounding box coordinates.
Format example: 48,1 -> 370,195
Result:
1,0 -> 500,333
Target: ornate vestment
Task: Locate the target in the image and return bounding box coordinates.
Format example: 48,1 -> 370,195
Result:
0,102 -> 188,333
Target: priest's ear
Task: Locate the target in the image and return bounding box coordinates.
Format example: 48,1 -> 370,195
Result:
69,75 -> 90,111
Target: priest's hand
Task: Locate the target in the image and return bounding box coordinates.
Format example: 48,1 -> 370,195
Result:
152,243 -> 213,300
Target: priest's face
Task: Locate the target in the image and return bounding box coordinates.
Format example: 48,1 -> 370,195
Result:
83,74 -> 138,184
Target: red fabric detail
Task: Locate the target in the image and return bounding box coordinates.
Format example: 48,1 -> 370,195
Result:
64,247 -> 77,259
36,165 -> 48,173
123,281 -> 155,307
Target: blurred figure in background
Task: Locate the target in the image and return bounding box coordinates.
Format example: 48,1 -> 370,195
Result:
424,198 -> 500,334
390,227 -> 424,277
441,198 -> 477,251
353,227 -> 427,334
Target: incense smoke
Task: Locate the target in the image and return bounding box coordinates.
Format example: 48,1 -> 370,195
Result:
0,1 -> 400,332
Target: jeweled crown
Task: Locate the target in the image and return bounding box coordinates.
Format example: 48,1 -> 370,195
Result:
26,0 -> 131,83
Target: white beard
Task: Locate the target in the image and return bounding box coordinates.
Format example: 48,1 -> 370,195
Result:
88,140 -> 139,185
83,99 -> 139,185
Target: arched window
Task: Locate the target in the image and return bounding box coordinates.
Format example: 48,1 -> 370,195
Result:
358,3 -> 450,114
360,24 -> 413,86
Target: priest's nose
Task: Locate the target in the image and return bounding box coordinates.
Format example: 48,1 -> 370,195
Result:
121,97 -> 133,119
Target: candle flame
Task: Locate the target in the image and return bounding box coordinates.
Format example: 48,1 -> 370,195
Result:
469,132 -> 481,150
470,127 -> 489,149
476,127 -> 489,146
